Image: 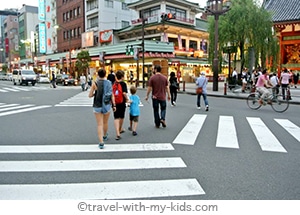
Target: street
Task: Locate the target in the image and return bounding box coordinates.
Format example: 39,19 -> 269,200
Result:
0,81 -> 300,200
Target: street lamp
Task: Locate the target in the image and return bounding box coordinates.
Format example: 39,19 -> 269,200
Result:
205,0 -> 231,91
54,24 -> 72,74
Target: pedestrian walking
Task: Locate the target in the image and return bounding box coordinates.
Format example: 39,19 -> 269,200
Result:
88,69 -> 116,149
145,65 -> 171,128
87,72 -> 92,89
112,70 -> 129,140
293,71 -> 299,88
51,71 -> 57,88
169,71 -> 178,106
196,72 -> 209,111
80,73 -> 87,91
128,86 -> 140,136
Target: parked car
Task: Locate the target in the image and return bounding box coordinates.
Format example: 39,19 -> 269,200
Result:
56,74 -> 78,86
38,74 -> 50,83
12,69 -> 37,86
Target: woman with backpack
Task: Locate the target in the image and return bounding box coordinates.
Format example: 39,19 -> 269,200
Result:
112,70 -> 129,140
88,69 -> 116,149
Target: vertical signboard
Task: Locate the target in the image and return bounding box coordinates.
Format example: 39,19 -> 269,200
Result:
38,0 -> 46,21
39,23 -> 46,54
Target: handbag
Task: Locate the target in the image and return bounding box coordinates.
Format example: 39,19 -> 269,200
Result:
196,87 -> 203,94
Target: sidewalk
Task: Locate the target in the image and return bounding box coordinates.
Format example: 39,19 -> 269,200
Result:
179,82 -> 300,105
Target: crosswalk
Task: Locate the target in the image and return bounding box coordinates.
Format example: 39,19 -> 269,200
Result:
55,90 -> 145,107
0,103 -> 51,117
0,114 -> 299,200
0,143 -> 205,200
0,85 -> 79,93
173,114 -> 300,153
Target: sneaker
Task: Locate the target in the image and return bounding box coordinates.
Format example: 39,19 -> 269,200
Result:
205,106 -> 209,111
132,131 -> 137,136
173,102 -> 176,106
160,120 -> 166,128
98,143 -> 104,149
103,133 -> 108,141
155,125 -> 160,128
197,106 -> 201,110
115,136 -> 121,140
120,129 -> 125,134
128,126 -> 132,131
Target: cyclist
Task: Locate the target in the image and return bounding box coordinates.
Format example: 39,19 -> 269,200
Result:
256,69 -> 273,105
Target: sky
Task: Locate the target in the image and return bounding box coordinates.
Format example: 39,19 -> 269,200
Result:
0,0 -> 207,10
0,0 -> 262,10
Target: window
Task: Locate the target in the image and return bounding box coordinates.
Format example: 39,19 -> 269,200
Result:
143,6 -> 160,19
104,0 -> 113,8
88,17 -> 98,29
121,21 -> 130,28
74,8 -> 77,17
122,2 -> 128,10
166,6 -> 186,19
77,7 -> 81,16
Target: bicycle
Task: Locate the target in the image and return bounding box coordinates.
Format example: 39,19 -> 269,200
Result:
246,86 -> 290,113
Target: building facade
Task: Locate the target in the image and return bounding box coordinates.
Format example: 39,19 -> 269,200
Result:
264,0 -> 300,72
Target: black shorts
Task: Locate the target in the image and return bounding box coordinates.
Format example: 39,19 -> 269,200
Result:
113,103 -> 126,119
130,115 -> 139,122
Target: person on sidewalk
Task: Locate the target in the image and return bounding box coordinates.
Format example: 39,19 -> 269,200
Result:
128,86 -> 140,136
196,72 -> 209,111
145,65 -> 171,128
169,71 -> 178,106
280,68 -> 292,100
88,68 -> 116,149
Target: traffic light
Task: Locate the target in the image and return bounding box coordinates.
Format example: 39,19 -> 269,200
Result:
126,45 -> 134,56
161,13 -> 176,22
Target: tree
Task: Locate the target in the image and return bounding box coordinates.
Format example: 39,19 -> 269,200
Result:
75,50 -> 91,75
207,0 -> 278,74
2,64 -> 8,72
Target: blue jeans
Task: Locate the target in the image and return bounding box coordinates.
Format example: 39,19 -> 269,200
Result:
197,93 -> 209,107
152,99 -> 166,127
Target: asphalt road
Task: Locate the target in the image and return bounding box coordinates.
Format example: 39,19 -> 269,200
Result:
0,81 -> 299,200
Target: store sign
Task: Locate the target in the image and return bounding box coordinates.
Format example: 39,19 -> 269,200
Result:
39,23 -> 46,54
99,30 -> 113,43
38,0 -> 46,21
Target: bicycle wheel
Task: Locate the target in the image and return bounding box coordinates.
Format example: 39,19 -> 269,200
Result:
271,92 -> 289,113
247,93 -> 261,110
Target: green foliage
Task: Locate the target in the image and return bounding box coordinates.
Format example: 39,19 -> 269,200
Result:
75,50 -> 91,74
2,64 -> 8,72
208,0 -> 278,72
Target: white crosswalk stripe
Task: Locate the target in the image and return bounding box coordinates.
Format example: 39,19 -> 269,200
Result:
216,116 -> 239,149
0,103 -> 51,117
173,114 -> 298,153
0,179 -> 204,200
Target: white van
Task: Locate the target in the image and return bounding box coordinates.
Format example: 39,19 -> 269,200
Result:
12,69 -> 37,86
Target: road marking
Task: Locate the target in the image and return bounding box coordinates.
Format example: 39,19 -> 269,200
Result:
3,87 -> 19,92
0,178 -> 205,200
0,143 -> 174,153
55,91 -> 92,107
11,86 -> 30,91
0,105 -> 51,117
0,104 -> 34,112
274,119 -> 300,142
216,116 -> 239,149
0,89 -> 8,92
0,157 -> 186,172
0,104 -> 19,108
247,117 -> 287,153
173,114 -> 207,145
